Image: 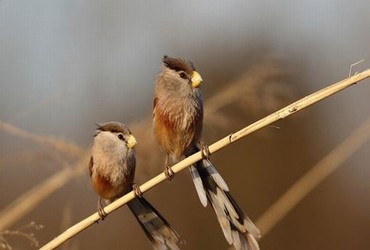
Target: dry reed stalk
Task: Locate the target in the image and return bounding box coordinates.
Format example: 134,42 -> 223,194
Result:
0,154 -> 89,231
256,115 -> 370,235
40,69 -> 370,249
0,121 -> 84,157
0,60 -> 288,231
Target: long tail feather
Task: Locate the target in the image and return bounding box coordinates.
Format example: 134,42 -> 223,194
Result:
192,159 -> 261,250
190,165 -> 208,207
128,197 -> 184,250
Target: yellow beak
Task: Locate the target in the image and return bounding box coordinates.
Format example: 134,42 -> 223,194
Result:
127,134 -> 137,149
191,71 -> 203,88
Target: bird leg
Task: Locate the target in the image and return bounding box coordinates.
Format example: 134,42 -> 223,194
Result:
200,142 -> 211,160
164,155 -> 175,180
132,183 -> 143,197
97,197 -> 107,220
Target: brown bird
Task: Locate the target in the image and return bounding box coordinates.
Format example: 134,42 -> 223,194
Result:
89,122 -> 183,250
153,56 -> 261,250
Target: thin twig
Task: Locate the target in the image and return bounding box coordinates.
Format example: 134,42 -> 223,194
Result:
255,115 -> 370,236
0,222 -> 44,249
348,59 -> 365,77
40,69 -> 370,249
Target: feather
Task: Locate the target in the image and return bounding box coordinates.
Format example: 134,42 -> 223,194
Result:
246,232 -> 260,250
202,159 -> 229,191
162,56 -> 195,75
209,191 -> 233,244
196,160 -> 261,250
189,165 -> 208,207
216,188 -> 239,221
96,122 -> 131,134
128,197 -> 184,250
231,230 -> 243,250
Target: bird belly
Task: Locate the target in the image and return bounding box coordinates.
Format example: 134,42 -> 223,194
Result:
92,172 -> 131,201
154,107 -> 199,159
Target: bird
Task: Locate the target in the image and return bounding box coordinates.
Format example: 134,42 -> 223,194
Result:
89,122 -> 184,250
153,56 -> 261,250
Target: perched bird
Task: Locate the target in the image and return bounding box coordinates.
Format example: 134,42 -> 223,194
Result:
153,56 -> 261,249
89,122 -> 183,250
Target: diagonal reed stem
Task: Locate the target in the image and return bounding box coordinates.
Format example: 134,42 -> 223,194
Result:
40,69 -> 370,249
0,155 -> 88,231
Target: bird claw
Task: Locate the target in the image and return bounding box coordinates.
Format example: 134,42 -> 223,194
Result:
164,165 -> 175,181
164,156 -> 175,180
200,142 -> 211,160
98,207 -> 107,220
132,183 -> 143,197
97,197 -> 107,220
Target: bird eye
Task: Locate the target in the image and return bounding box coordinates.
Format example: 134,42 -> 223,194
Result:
117,133 -> 125,140
179,72 -> 187,79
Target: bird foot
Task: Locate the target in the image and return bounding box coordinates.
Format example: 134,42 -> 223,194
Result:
97,198 -> 107,220
164,165 -> 175,181
98,207 -> 107,220
200,142 -> 211,160
132,183 -> 143,197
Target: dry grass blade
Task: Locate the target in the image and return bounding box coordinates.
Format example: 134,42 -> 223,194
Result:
0,222 -> 44,249
228,69 -> 370,142
40,69 -> 370,249
0,121 -> 84,157
256,115 -> 370,236
204,59 -> 294,127
0,154 -> 89,231
205,59 -> 290,119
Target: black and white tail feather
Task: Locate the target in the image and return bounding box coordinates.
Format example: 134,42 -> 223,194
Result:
189,158 -> 261,250
128,197 -> 184,250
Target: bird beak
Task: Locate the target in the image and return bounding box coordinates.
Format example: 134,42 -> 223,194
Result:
191,71 -> 203,88
127,134 -> 137,149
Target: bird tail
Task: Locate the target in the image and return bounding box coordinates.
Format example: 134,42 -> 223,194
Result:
189,158 -> 261,250
128,197 -> 184,250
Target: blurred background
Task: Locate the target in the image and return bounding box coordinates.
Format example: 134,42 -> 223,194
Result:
1,1 -> 370,249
